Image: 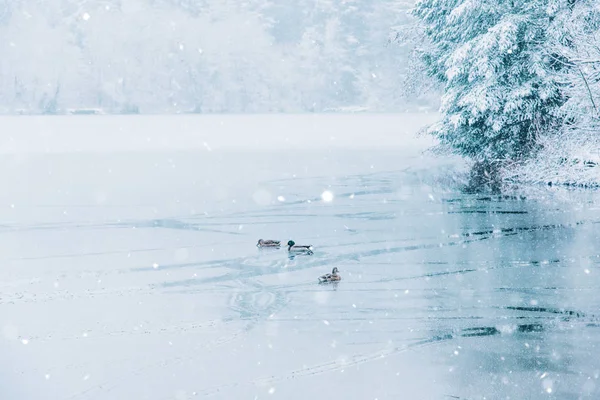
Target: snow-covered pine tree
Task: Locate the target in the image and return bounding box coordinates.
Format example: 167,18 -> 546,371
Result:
412,0 -> 567,163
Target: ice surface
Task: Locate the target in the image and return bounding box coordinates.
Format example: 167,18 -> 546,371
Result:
0,114 -> 439,154
2,115 -> 600,399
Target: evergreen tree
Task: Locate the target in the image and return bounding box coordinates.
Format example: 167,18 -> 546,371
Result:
412,0 -> 568,163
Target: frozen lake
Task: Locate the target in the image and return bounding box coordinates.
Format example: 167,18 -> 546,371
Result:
2,115 -> 600,400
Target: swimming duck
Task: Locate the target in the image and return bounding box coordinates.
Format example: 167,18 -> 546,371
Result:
257,239 -> 281,248
319,267 -> 341,283
287,240 -> 313,255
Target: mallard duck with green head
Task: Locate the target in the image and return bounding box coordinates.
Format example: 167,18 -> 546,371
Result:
257,239 -> 281,248
319,267 -> 341,283
287,240 -> 313,255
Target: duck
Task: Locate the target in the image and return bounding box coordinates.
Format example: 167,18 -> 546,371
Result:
287,240 -> 313,255
319,267 -> 341,283
257,239 -> 281,248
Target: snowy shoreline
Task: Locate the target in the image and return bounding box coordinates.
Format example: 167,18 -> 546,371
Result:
501,130 -> 600,189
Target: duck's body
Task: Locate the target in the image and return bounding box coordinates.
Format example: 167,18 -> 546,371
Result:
319,267 -> 341,283
287,240 -> 313,255
257,239 -> 281,248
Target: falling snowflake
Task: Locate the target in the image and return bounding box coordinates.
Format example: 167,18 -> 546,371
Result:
321,191 -> 334,202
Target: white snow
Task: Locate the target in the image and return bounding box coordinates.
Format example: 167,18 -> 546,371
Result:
321,190 -> 334,202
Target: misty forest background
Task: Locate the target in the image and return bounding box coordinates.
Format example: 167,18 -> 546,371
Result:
0,0 -> 434,114
2,0 -> 600,186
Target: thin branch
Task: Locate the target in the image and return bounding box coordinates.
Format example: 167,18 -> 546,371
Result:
576,64 -> 600,118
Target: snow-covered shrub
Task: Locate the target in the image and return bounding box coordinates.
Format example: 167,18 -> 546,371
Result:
501,128 -> 600,187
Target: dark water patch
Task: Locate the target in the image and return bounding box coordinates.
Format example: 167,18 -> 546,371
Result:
443,195 -> 526,203
463,229 -> 495,237
516,323 -> 545,333
529,259 -> 561,265
460,327 -> 500,337
505,306 -> 587,318
457,323 -> 544,338
476,195 -> 526,201
448,210 -> 528,215
443,198 -> 464,203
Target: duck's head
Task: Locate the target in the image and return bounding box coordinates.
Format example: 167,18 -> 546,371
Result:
332,267 -> 339,274
257,239 -> 263,244
287,240 -> 295,247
